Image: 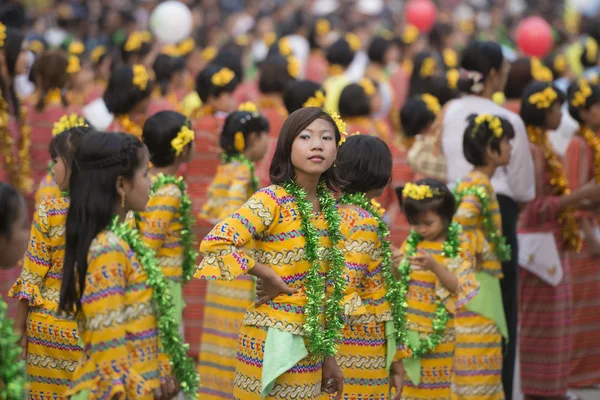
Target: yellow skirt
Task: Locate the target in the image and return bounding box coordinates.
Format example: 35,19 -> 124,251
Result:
25,308 -> 82,399
233,325 -> 324,400
198,277 -> 254,399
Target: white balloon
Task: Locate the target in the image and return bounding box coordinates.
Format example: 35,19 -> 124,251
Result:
150,1 -> 193,44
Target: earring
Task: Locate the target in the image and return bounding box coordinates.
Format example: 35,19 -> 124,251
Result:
121,193 -> 126,208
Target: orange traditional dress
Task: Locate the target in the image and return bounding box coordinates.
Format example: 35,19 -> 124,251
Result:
148,89 -> 181,115
256,96 -> 288,187
107,114 -> 144,139
34,173 -> 62,209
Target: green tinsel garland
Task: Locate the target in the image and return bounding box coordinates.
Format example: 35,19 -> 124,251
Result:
150,174 -> 199,283
338,192 -> 406,342
0,297 -> 27,400
397,221 -> 462,358
108,217 -> 200,396
221,153 -> 259,192
282,180 -> 346,359
454,183 -> 511,262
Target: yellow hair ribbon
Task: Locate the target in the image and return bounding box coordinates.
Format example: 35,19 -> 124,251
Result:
171,125 -> 195,156
211,68 -> 235,87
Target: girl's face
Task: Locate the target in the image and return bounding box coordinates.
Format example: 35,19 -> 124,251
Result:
245,131 -> 269,162
581,103 -> 600,130
290,118 -> 337,178
488,137 -> 512,168
52,156 -> 70,191
210,92 -> 235,114
0,197 -> 29,268
545,102 -> 563,131
409,210 -> 446,242
121,148 -> 151,213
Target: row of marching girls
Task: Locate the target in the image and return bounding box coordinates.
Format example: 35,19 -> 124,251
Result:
5,110 -> 203,398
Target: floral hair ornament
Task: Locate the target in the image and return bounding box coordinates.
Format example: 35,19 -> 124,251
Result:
233,131 -> 245,152
402,25 -> 419,45
571,79 -> 592,108
171,125 -> 195,156
473,114 -> 503,138
177,38 -> 195,55
531,57 -> 553,82
326,111 -> 348,145
345,33 -> 362,52
419,57 -> 437,78
69,41 -> 85,55
359,78 -> 377,96
446,68 -> 459,89
554,54 -> 567,74
132,64 -> 150,91
278,38 -> 292,56
201,46 -> 217,62
235,35 -> 249,47
586,37 -> 598,64
52,113 -> 88,136
161,44 -> 181,57
91,45 -> 106,65
67,55 -> 81,74
421,93 -> 440,115
287,56 -> 301,78
402,182 -> 438,200
443,48 -> 458,68
316,19 -> 331,36
124,31 -> 152,52
264,32 -> 277,47
238,102 -> 259,113
30,40 -> 45,54
462,69 -> 484,94
303,90 -> 325,108
211,67 -> 235,87
0,22 -> 5,48
528,86 -> 558,109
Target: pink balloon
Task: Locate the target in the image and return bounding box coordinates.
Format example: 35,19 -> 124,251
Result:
515,16 -> 553,58
405,0 -> 438,33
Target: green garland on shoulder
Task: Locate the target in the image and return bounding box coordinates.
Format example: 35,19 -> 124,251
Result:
0,297 -> 27,400
454,183 -> 511,262
222,153 -> 259,193
108,217 -> 200,396
338,192 -> 405,342
151,174 -> 199,283
282,180 -> 346,359
397,221 -> 462,358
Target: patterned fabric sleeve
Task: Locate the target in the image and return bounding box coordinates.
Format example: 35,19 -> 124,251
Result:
435,245 -> 479,314
218,164 -> 253,219
34,174 -> 62,209
195,187 -> 279,280
8,200 -> 52,306
138,183 -> 181,251
77,236 -> 154,398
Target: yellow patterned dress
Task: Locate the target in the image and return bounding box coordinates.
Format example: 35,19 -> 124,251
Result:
9,197 -> 82,399
34,173 -> 62,209
197,160 -> 257,399
452,171 -> 506,400
400,239 -> 479,400
336,204 -> 392,398
195,185 -> 335,400
65,230 -> 162,399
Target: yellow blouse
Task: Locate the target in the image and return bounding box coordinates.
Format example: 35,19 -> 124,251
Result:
34,173 -> 62,210
195,185 -> 334,335
401,239 -> 478,333
454,170 -> 504,278
200,160 -> 255,221
66,230 -> 161,399
339,204 -> 391,324
138,179 -> 185,282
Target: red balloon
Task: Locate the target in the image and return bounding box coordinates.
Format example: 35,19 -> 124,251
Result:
405,0 -> 438,33
515,16 -> 553,58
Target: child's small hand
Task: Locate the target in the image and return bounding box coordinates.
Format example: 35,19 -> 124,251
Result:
409,252 -> 440,272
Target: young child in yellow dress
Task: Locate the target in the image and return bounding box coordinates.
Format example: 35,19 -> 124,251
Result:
395,179 -> 479,399
452,114 -> 514,399
197,103 -> 270,399
59,131 -> 197,399
9,123 -> 91,399
195,107 -> 346,400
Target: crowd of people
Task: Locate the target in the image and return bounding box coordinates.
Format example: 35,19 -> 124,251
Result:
1,0 -> 600,399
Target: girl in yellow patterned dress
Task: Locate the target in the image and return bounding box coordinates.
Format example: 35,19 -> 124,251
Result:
58,131 -> 196,399
195,107 -> 346,399
9,124 -> 91,399
197,104 -> 270,399
452,114 -> 514,399
395,179 -> 479,400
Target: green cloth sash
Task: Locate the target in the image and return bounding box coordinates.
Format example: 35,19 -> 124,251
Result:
385,320 -> 396,371
402,330 -> 422,386
466,272 -> 508,339
261,328 -> 308,398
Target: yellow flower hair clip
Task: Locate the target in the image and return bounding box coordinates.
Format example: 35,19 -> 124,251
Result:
235,35 -> 249,47
421,94 -> 440,115
303,90 -> 325,108
446,68 -> 459,89
178,38 -> 195,55
211,67 -> 235,87
30,40 -> 45,54
171,125 -> 195,156
132,64 -> 150,91
359,78 -> 376,97
528,86 -> 557,109
67,55 -> 81,74
402,182 -> 435,200
443,48 -> 457,68
91,45 -> 106,65
402,25 -> 419,45
345,33 -> 362,52
238,101 -> 258,113
554,54 -> 567,74
52,113 -> 88,136
161,44 -> 181,57
69,41 -> 85,55
420,57 -> 437,78
233,131 -> 245,152
201,46 -> 217,62
288,56 -> 301,78
531,57 -> 553,83
124,32 -> 143,52
586,37 -> 598,64
571,79 -> 592,108
278,38 -> 292,56
0,22 -> 5,49
326,111 -> 347,145
264,32 -> 277,47
316,19 -> 331,36
474,114 -> 503,138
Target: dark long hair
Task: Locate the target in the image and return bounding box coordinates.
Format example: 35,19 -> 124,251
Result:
221,110 -> 269,157
0,26 -> 24,117
0,181 -> 23,239
33,50 -> 70,111
59,131 -> 144,313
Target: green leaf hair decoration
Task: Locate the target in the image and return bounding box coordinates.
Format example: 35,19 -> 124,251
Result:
108,217 -> 200,396
221,153 -> 259,193
453,183 -> 511,262
0,297 -> 27,400
281,180 -> 346,359
150,174 -> 199,283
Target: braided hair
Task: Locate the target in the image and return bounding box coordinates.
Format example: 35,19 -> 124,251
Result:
59,131 -> 145,313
